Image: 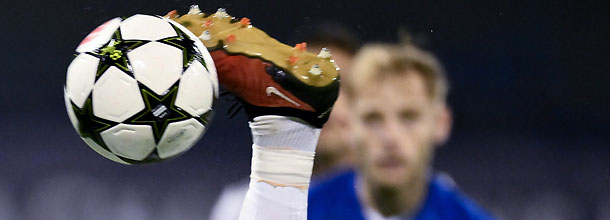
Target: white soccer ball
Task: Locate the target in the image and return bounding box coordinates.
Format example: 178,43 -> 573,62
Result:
64,14 -> 218,164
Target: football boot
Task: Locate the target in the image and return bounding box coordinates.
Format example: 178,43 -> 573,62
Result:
167,6 -> 340,128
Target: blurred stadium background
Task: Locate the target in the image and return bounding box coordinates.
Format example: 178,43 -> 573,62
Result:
1,0 -> 608,219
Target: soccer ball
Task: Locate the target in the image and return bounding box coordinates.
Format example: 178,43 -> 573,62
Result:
64,14 -> 218,164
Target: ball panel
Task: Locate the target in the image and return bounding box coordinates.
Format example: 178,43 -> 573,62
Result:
129,42 -> 183,95
166,19 -> 219,97
203,54 -> 219,98
82,137 -> 129,164
76,18 -> 122,53
100,124 -> 156,160
64,88 -> 79,132
156,118 -> 205,159
175,62 -> 214,116
66,53 -> 99,108
120,14 -> 177,41
92,67 -> 144,122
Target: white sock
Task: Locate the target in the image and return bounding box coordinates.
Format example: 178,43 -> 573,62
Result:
239,115 -> 320,220
249,115 -> 319,153
239,180 -> 309,220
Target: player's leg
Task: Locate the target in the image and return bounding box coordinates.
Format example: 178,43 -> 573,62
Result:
170,7 -> 340,220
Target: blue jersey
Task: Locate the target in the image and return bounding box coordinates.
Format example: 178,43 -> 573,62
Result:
308,170 -> 495,220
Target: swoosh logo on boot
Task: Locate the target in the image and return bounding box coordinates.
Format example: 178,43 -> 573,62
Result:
266,86 -> 301,107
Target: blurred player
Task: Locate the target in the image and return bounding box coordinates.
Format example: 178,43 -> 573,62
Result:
308,43 -> 496,219
207,21 -> 359,220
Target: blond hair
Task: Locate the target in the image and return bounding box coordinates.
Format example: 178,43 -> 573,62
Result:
343,44 -> 448,102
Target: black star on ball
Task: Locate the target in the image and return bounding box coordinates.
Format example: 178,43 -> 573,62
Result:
126,83 -> 190,143
159,23 -> 206,71
194,111 -> 214,127
87,29 -> 149,79
71,97 -> 117,151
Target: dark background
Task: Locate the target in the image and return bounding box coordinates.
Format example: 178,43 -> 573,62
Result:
1,0 -> 608,219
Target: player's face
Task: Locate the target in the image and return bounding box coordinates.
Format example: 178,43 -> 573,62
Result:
352,71 -> 449,187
